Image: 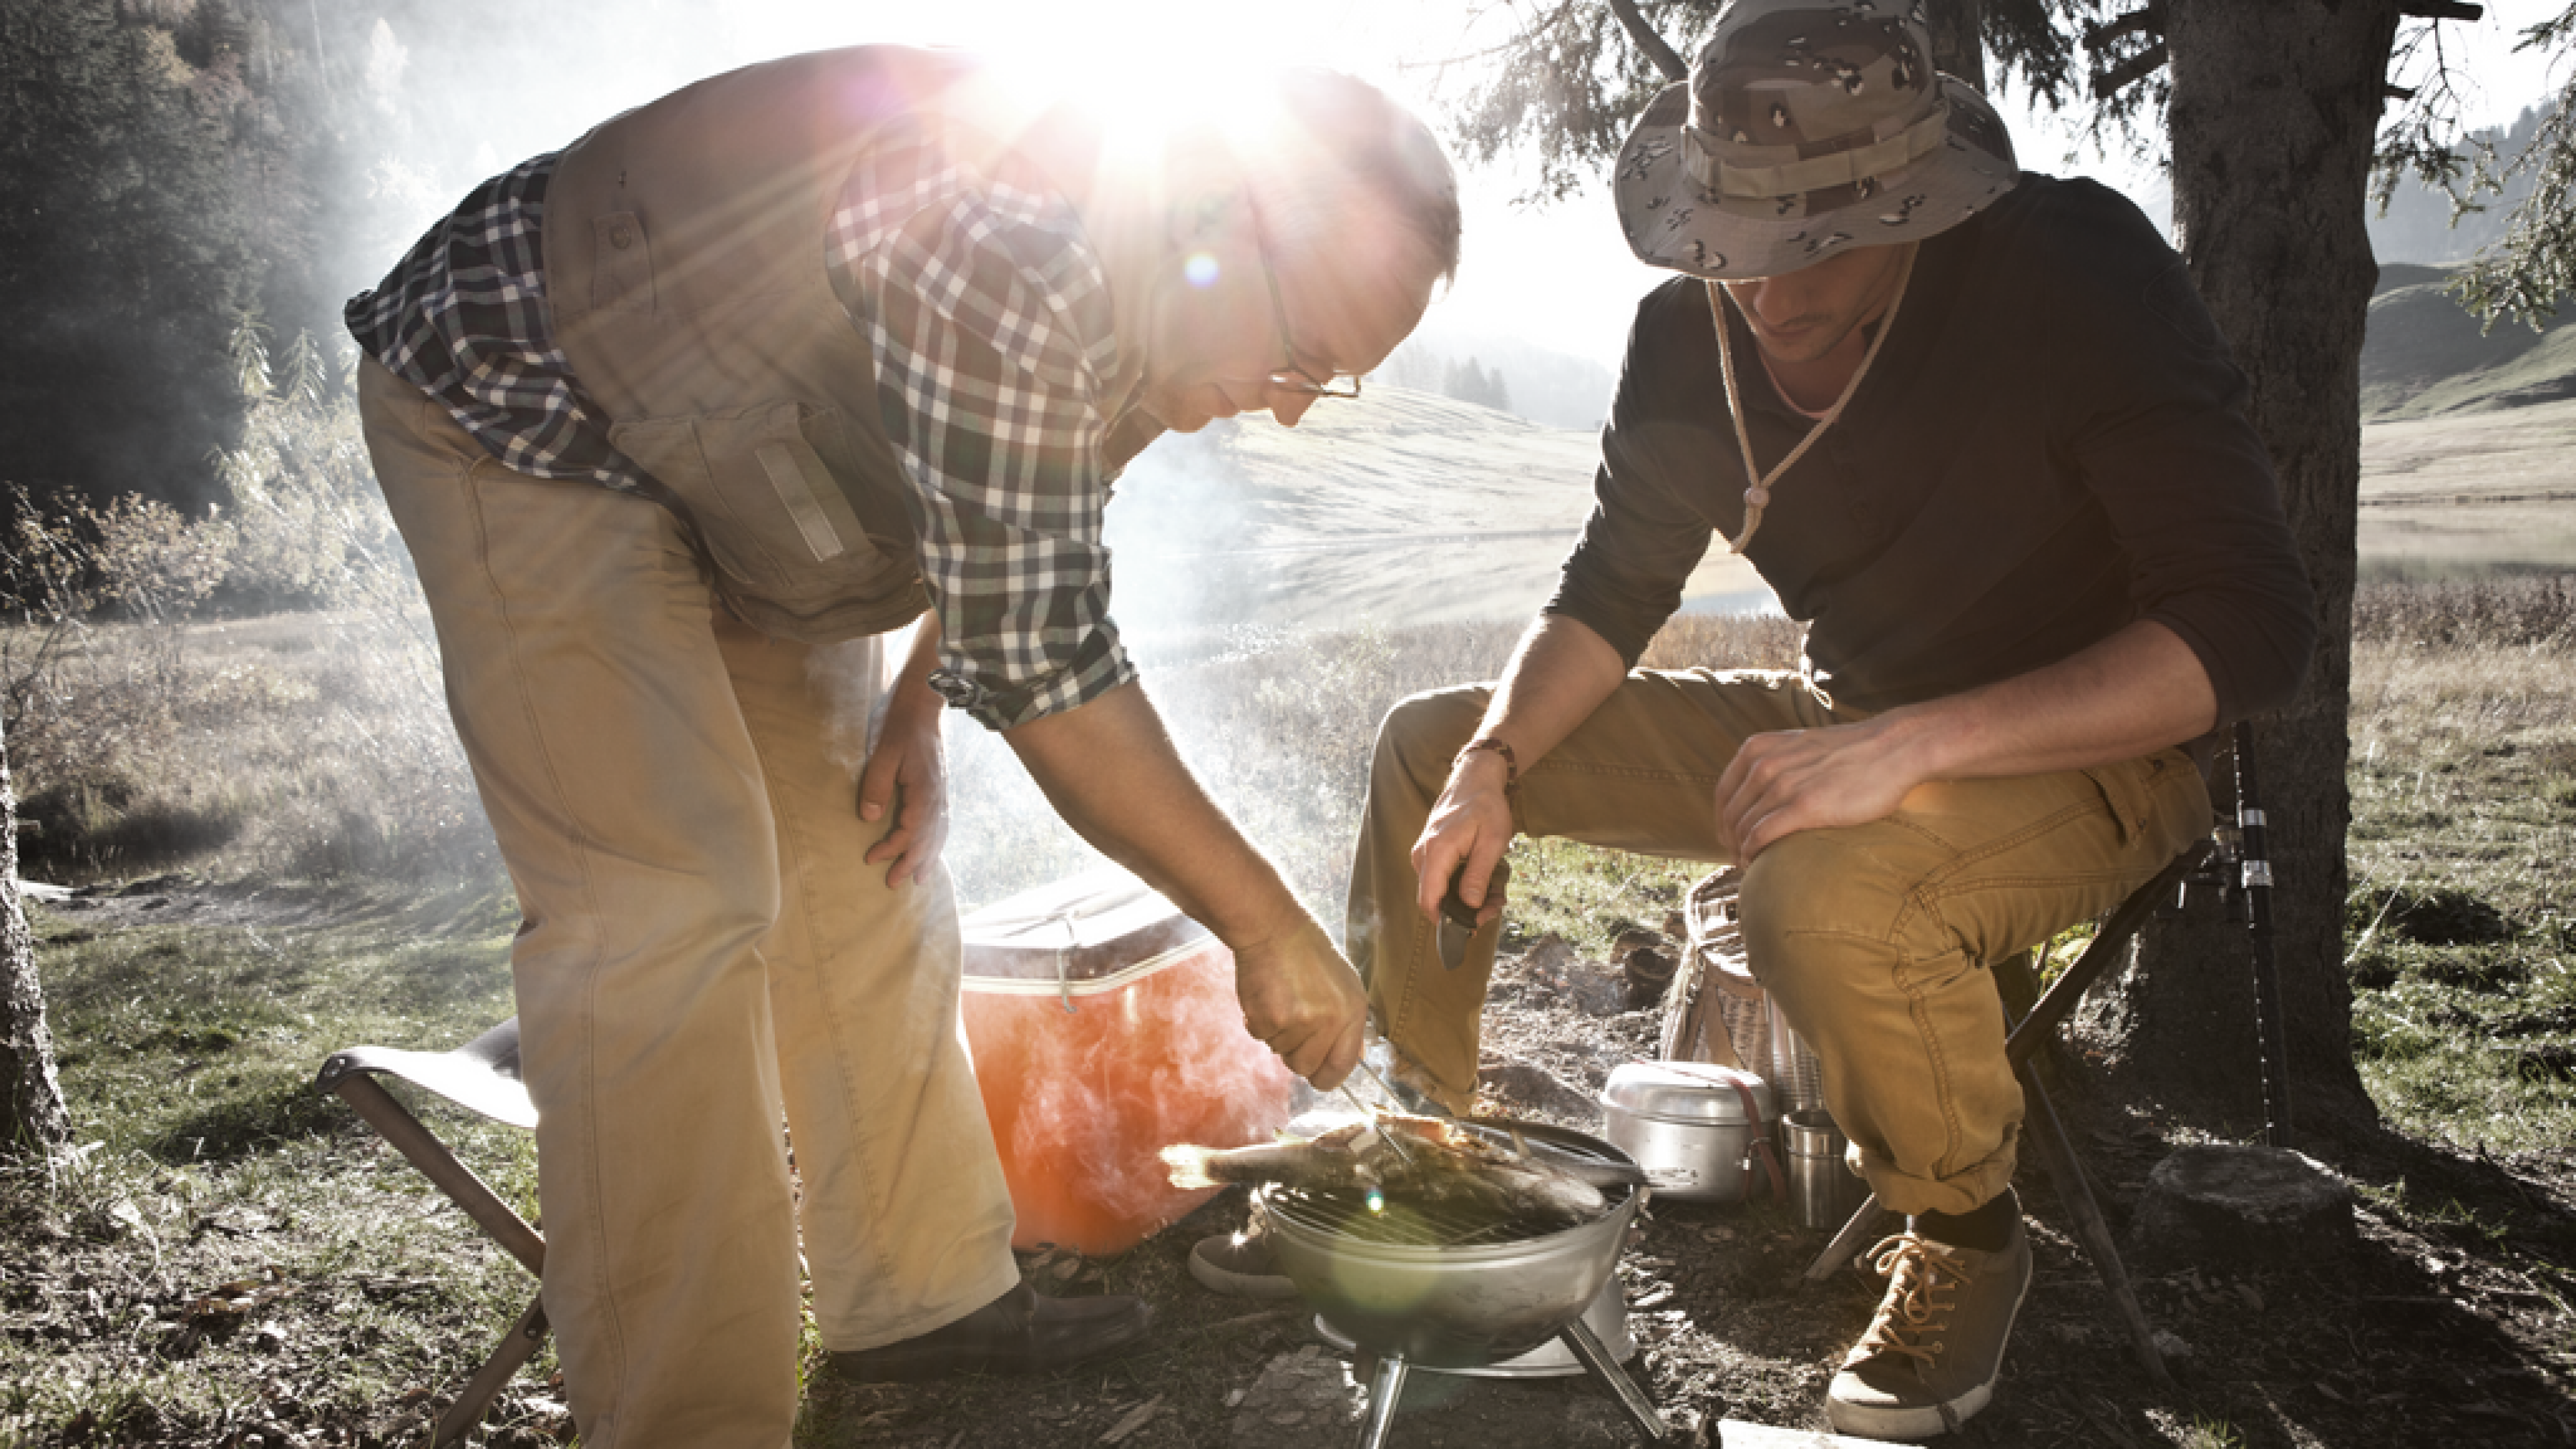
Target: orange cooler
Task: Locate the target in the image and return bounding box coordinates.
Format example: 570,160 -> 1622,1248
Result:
959,868 -> 1296,1254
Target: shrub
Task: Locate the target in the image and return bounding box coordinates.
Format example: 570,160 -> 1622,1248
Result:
2351,574 -> 2576,650
0,316 -> 485,885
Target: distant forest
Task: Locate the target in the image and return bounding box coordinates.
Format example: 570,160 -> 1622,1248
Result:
2369,101 -> 2557,268
0,0 -> 712,518
2,0 -> 352,514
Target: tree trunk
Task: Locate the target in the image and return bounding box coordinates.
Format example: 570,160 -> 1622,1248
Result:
2105,0 -> 2391,1134
1925,0 -> 1988,93
1,712 -> 68,1160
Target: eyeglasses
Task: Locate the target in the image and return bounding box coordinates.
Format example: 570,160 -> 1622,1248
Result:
1246,202 -> 1362,401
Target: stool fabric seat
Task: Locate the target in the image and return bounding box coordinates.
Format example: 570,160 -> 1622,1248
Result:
325,1018 -> 535,1129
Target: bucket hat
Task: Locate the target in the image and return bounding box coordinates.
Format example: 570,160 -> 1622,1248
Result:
1613,0 -> 2019,280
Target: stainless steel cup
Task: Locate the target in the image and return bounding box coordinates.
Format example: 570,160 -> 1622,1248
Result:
1780,1108 -> 1867,1230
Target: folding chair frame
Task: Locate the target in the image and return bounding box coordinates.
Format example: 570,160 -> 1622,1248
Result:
315,1024 -> 547,1447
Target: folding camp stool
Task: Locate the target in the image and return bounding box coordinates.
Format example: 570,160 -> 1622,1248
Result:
1796,718 -> 2292,1391
314,1018 -> 547,1446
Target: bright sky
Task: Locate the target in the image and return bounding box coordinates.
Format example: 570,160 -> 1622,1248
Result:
433,0 -> 2574,372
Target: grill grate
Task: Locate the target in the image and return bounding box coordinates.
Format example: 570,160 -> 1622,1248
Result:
1266,1128 -> 1635,1249
1268,1182 -> 1560,1247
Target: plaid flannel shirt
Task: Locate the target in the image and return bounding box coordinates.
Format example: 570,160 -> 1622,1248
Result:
345,120 -> 1140,732
343,155 -> 637,491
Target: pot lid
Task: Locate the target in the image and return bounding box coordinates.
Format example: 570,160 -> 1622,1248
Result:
959,865 -> 1213,983
1603,1061 -> 1772,1123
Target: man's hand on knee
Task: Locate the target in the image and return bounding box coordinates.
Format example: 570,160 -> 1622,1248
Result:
1717,716 -> 1936,861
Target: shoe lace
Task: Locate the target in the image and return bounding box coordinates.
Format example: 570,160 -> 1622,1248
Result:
1849,1232 -> 1972,1368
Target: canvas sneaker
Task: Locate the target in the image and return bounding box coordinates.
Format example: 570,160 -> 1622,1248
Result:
1826,1216 -> 2033,1440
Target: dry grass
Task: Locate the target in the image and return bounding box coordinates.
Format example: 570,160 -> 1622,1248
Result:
3,329 -> 491,889
2350,574 -> 2576,652
2345,575 -> 2576,1151
3,610 -> 488,886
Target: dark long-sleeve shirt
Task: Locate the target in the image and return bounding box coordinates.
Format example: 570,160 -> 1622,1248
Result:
1548,174 -> 2315,727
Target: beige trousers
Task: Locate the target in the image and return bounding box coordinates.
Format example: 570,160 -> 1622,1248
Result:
359,361 -> 1019,1448
1348,667 -> 2209,1216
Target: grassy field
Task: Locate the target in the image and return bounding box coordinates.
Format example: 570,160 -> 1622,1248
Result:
2343,578 -> 2576,1152
1,578 -> 2571,1446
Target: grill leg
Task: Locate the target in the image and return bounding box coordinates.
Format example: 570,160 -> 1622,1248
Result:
1560,1318 -> 1674,1444
1356,1352 -> 1409,1449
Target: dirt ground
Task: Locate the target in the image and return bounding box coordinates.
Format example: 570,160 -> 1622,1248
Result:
790,926 -> 2576,1449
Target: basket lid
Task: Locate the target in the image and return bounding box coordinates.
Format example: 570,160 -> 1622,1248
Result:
1603,1061 -> 1772,1124
959,865 -> 1213,983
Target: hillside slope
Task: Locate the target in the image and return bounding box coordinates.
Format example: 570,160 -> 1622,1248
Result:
1103,388 -> 1769,639
2363,266 -> 2576,420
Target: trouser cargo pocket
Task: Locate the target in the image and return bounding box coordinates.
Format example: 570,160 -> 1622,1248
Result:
2080,748 -> 2208,854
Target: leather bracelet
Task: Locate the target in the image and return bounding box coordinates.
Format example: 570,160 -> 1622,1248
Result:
1458,737 -> 1519,795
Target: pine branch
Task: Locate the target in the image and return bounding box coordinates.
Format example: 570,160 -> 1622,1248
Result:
2092,40 -> 2168,99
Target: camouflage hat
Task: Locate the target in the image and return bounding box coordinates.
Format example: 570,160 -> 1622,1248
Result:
1612,0 -> 2018,280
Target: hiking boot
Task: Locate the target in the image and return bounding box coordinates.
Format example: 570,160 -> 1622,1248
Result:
826,1281 -> 1152,1383
1826,1216 -> 2032,1440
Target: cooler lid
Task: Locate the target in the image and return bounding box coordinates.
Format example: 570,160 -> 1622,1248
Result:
1603,1061 -> 1772,1124
960,865 -> 1214,983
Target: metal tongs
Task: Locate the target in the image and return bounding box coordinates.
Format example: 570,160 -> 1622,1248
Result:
1341,1057 -> 1433,1167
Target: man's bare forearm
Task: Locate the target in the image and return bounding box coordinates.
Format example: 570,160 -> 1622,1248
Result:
1454,614 -> 1631,784
885,610 -> 945,720
1861,619 -> 2218,785
1004,680 -> 1366,1087
1407,614 -> 1629,918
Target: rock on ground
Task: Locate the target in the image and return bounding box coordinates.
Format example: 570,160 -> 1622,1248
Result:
2123,1143 -> 2359,1273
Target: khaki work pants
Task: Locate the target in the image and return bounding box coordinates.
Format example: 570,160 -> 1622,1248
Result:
359,361 -> 1019,1448
1348,667 -> 2209,1217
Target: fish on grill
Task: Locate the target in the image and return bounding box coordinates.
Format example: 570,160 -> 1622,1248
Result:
1161,1116 -> 1625,1230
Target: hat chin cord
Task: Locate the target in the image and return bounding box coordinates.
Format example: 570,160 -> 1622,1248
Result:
1706,240 -> 1917,555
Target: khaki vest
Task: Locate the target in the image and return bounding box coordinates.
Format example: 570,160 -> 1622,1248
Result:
546,46 -> 988,643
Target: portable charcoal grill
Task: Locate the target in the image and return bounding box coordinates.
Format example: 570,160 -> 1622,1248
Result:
1258,1120 -> 1676,1447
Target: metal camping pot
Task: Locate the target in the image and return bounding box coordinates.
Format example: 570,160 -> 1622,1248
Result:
1601,1061 -> 1772,1204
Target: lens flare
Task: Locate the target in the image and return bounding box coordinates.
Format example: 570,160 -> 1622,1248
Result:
1365,1187 -> 1385,1214
1183,252 -> 1222,289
